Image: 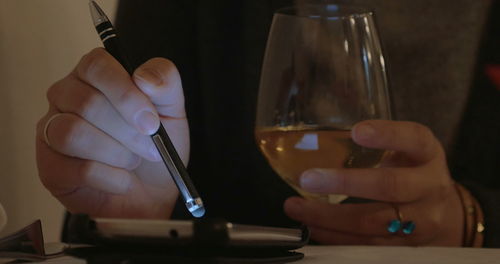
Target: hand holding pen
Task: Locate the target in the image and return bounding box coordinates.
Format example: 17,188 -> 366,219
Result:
89,0 -> 205,218
35,2 -> 203,219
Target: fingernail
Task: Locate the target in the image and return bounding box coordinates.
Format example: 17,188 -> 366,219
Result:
134,68 -> 163,87
135,110 -> 159,135
300,169 -> 329,191
355,124 -> 376,140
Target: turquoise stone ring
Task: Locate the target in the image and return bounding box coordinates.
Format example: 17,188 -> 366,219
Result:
402,221 -> 416,235
387,219 -> 416,234
387,204 -> 415,235
387,219 -> 402,233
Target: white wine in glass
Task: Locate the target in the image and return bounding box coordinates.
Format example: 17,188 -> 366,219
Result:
255,4 -> 392,204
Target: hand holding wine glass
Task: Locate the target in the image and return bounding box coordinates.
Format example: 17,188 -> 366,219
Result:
282,119 -> 466,246
256,5 -> 391,203
257,4 -> 465,246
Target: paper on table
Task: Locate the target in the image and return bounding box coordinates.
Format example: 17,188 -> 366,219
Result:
299,246 -> 500,264
0,220 -> 67,261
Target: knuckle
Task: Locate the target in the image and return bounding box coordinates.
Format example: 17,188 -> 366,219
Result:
78,160 -> 95,183
434,178 -> 452,198
410,122 -> 437,155
54,116 -> 86,151
75,90 -> 107,121
46,79 -> 64,105
116,85 -> 137,106
415,214 -> 440,244
78,48 -> 110,80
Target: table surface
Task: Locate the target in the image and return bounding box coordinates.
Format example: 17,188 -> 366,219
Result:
297,246 -> 500,264
2,245 -> 500,263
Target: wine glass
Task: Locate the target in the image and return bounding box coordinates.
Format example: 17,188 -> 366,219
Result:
255,4 -> 392,204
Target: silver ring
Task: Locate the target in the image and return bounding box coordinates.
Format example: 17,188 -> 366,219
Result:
43,113 -> 63,147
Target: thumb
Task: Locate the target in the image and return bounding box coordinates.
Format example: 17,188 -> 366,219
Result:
133,58 -> 186,119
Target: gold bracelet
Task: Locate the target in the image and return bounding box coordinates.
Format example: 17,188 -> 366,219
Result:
454,183 -> 485,247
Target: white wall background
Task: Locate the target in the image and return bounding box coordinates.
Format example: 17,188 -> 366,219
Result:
0,0 -> 117,242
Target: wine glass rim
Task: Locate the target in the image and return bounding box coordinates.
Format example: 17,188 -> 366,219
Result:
275,4 -> 373,20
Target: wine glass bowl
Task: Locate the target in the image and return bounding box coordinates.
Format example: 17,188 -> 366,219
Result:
255,4 -> 392,204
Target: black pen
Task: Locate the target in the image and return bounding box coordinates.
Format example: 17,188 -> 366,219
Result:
88,1 -> 205,218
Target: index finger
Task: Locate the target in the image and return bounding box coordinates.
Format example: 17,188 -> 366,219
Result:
75,48 -> 159,135
300,167 -> 449,202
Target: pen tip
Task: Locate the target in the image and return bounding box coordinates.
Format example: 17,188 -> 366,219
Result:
88,0 -> 109,26
191,207 -> 206,218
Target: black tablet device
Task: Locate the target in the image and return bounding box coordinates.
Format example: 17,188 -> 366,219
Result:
65,215 -> 309,263
91,217 -> 308,249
